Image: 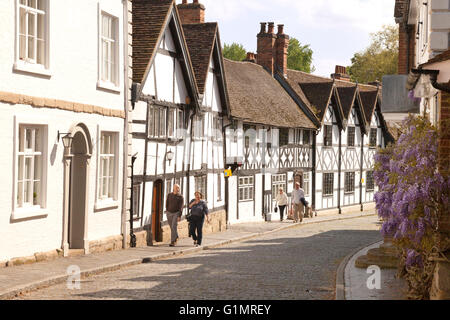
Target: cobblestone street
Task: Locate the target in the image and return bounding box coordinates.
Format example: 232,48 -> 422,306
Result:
14,216 -> 382,300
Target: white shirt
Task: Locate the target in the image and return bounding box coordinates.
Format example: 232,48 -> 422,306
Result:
275,192 -> 288,206
292,188 -> 305,204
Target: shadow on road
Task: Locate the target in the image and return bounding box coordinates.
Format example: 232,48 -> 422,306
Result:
72,229 -> 381,300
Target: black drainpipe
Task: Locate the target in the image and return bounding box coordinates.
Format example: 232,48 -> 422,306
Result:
312,131 -> 317,212
222,121 -> 233,227
338,129 -> 342,214
360,132 -> 364,211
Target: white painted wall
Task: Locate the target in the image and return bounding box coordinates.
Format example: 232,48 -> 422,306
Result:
0,0 -> 125,110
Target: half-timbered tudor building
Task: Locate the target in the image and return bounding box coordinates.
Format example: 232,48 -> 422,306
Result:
178,2 -> 230,232
279,64 -> 390,215
223,22 -> 318,224
131,0 -> 227,243
0,0 -> 132,263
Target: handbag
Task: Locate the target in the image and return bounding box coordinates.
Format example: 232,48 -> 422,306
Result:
186,210 -> 192,222
274,207 -> 278,213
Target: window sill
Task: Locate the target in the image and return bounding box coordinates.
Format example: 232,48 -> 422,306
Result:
13,61 -> 52,78
97,80 -> 121,93
95,199 -> 119,212
12,206 -> 48,221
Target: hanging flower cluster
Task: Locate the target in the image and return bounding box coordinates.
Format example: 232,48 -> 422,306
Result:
373,115 -> 450,269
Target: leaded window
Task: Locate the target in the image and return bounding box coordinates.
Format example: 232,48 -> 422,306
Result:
369,128 -> 377,147
324,125 -> 333,147
344,172 -> 355,194
239,176 -> 254,202
366,171 -> 375,191
279,129 -> 289,147
195,175 -> 207,200
148,105 -> 167,139
347,126 -> 355,147
323,173 -> 334,196
303,130 -> 311,145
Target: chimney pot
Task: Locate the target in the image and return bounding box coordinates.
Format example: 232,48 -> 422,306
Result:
277,24 -> 284,35
260,22 -> 267,34
268,22 -> 275,34
177,0 -> 205,24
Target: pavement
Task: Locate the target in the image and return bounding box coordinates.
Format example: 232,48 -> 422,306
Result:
336,241 -> 408,300
0,210 -> 377,300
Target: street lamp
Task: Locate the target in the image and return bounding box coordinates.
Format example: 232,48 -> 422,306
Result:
58,131 -> 73,149
166,149 -> 174,165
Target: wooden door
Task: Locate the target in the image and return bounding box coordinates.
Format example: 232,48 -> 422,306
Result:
152,180 -> 163,242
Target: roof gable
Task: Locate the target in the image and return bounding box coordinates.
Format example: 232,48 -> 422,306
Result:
132,0 -> 199,107
335,82 -> 357,123
182,23 -> 217,95
132,0 -> 173,84
358,86 -> 379,125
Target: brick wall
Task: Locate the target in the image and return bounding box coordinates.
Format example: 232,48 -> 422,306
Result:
398,23 -> 416,74
177,1 -> 205,24
439,91 -> 450,235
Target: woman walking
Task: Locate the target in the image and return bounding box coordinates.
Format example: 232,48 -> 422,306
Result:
188,191 -> 210,247
275,188 -> 288,221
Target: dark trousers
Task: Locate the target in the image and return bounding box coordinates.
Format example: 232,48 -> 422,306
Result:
278,205 -> 286,221
189,217 -> 204,245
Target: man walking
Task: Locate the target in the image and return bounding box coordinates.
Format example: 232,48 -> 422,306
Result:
166,184 -> 184,247
291,182 -> 305,223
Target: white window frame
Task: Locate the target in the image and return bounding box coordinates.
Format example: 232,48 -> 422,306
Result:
14,0 -> 51,77
95,127 -> 120,211
97,8 -> 120,92
303,172 -> 310,196
12,116 -> 48,221
272,174 -> 287,196
239,176 -> 254,202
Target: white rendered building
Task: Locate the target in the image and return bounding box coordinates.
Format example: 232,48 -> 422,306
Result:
0,0 -> 131,262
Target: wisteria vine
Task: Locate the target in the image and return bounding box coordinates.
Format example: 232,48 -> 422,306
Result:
373,115 -> 450,268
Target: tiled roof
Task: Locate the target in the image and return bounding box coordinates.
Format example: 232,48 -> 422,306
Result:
132,0 -> 174,84
286,70 -> 334,121
335,80 -> 357,120
182,23 -> 218,95
421,49 -> 450,66
358,86 -> 379,124
224,59 -> 316,129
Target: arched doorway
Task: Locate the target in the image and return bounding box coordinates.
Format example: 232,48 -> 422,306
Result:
151,180 -> 163,242
63,124 -> 92,254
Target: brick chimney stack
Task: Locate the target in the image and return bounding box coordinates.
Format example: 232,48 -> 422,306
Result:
331,65 -> 351,81
275,24 -> 289,77
177,0 -> 205,24
257,22 -> 277,75
244,52 -> 257,63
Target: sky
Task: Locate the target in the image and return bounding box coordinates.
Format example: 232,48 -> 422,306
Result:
176,0 -> 396,77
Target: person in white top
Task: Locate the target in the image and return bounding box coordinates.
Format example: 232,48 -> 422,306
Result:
291,182 -> 305,223
275,188 -> 288,221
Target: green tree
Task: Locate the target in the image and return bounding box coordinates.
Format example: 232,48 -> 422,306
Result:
347,25 -> 399,83
223,43 -> 247,62
287,38 -> 315,73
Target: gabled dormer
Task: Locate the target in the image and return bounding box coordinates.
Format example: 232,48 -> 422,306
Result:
132,0 -> 199,109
